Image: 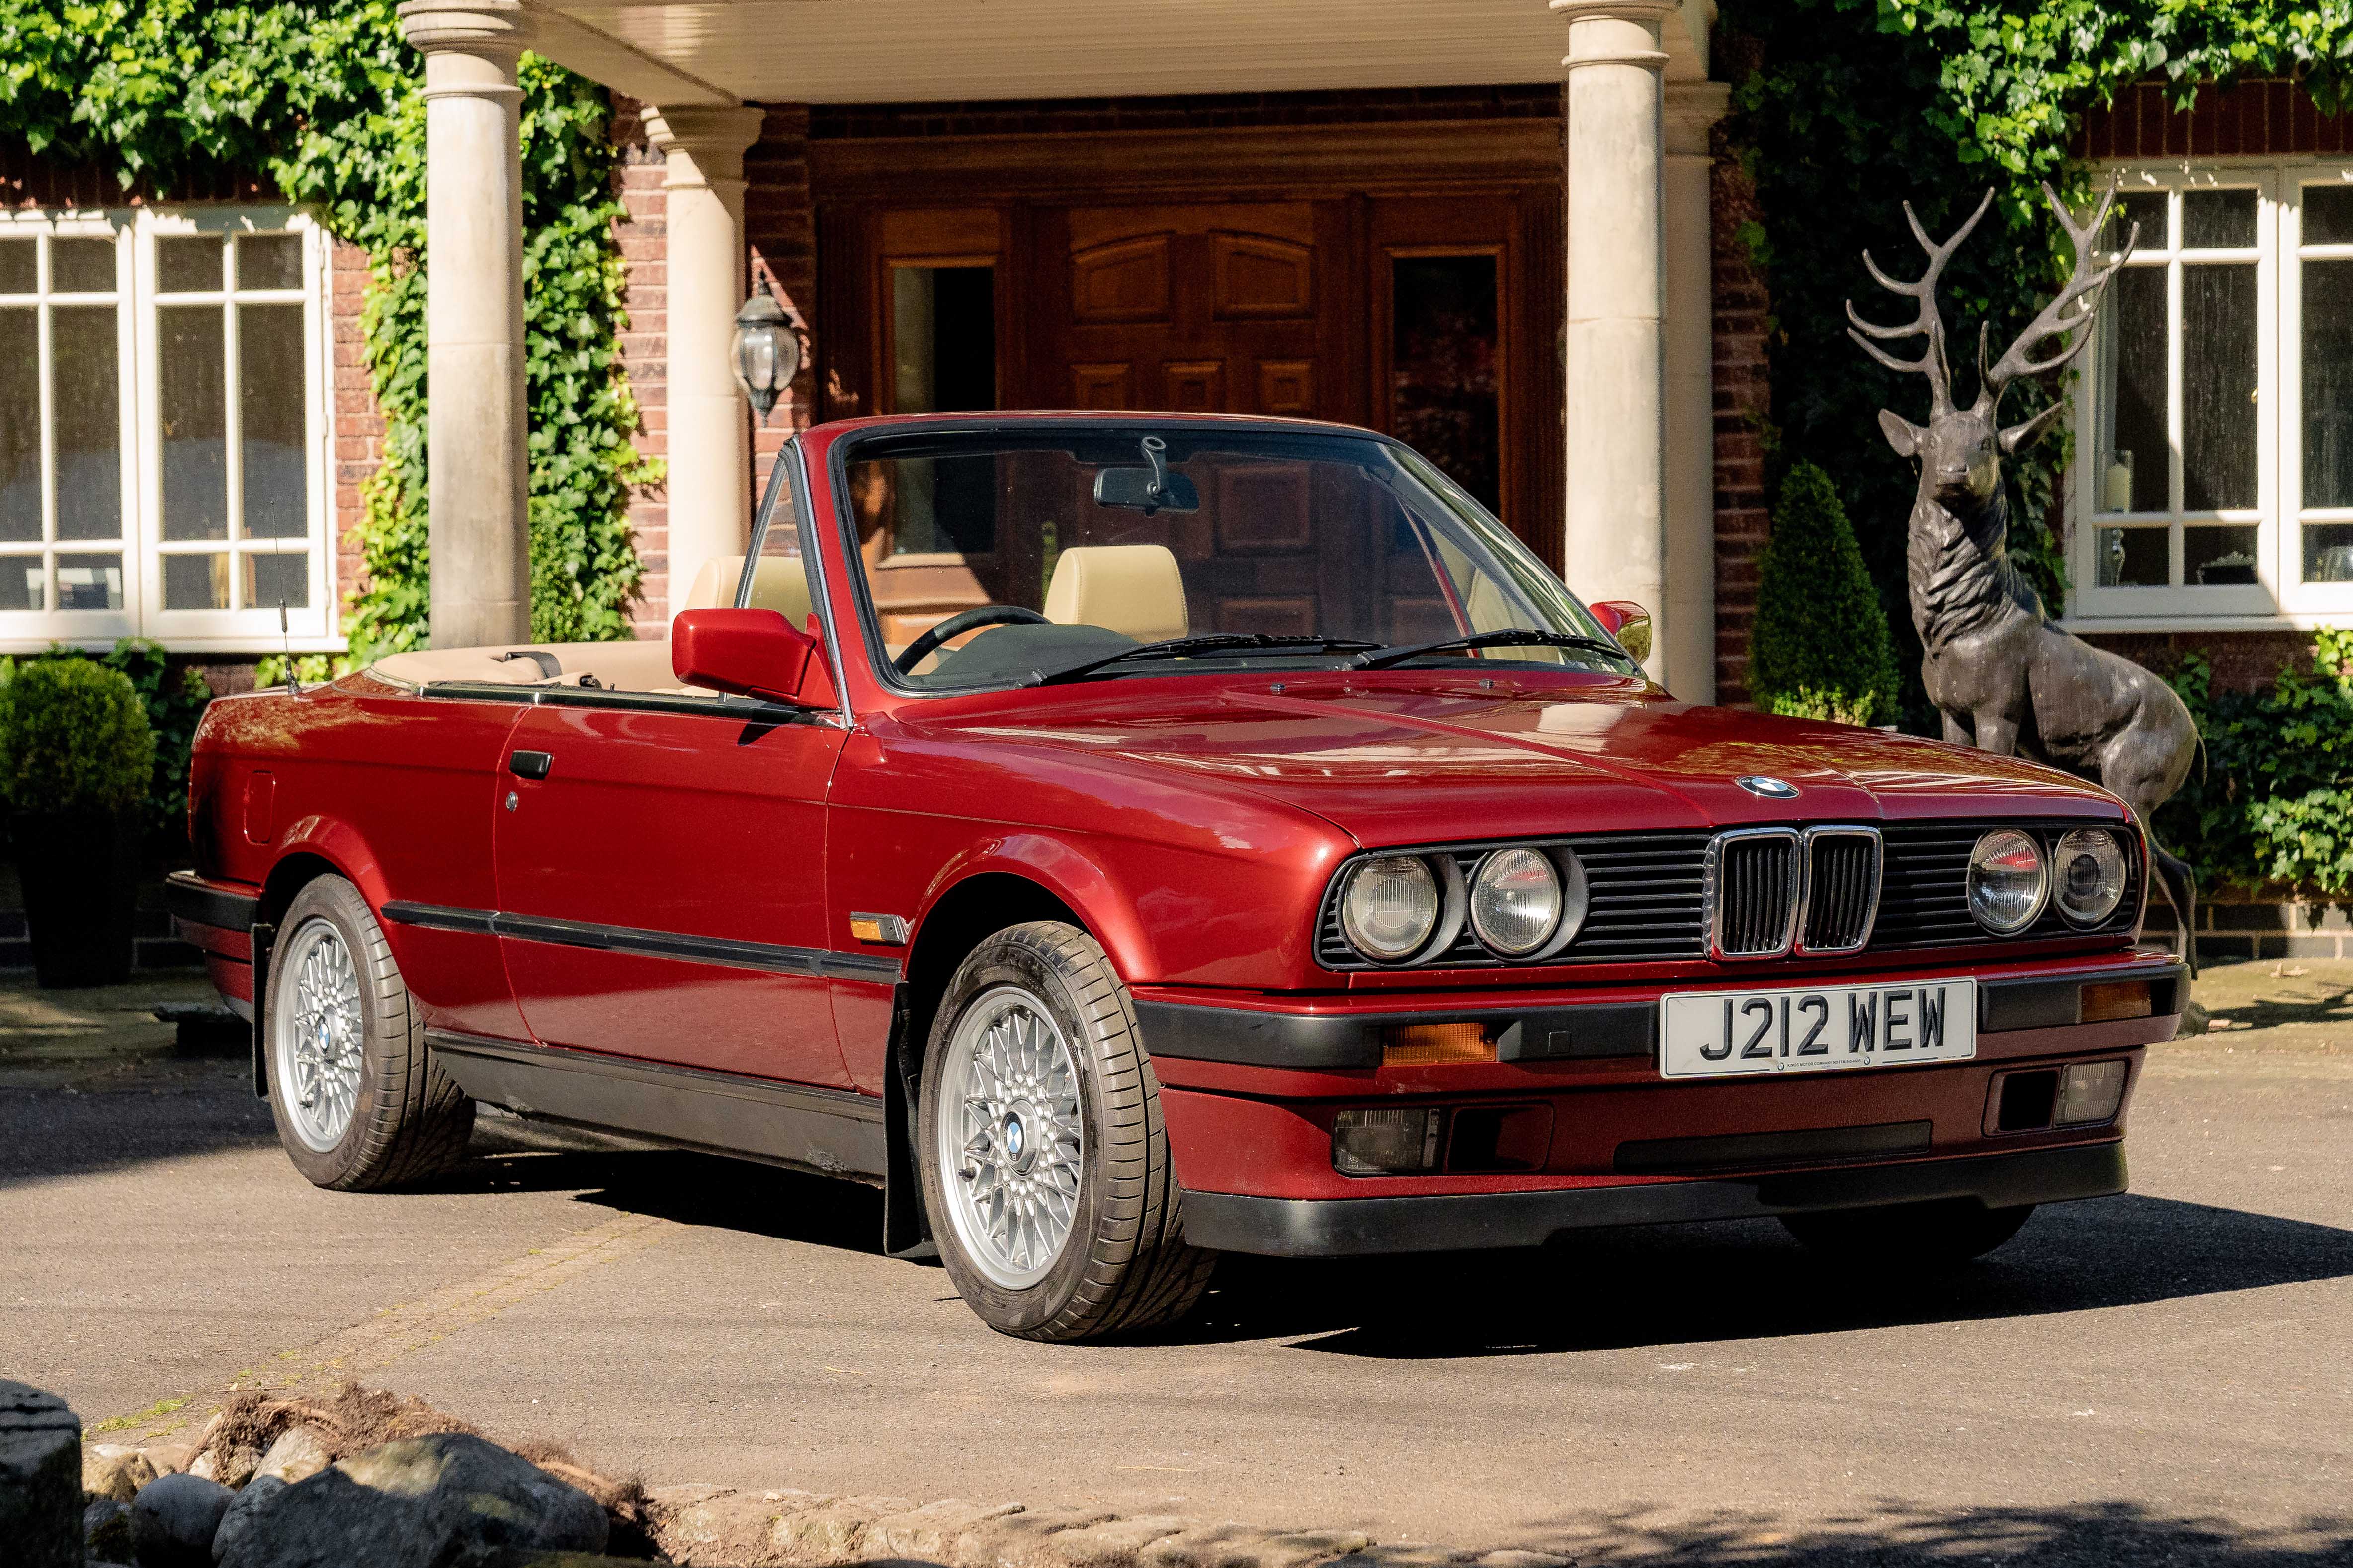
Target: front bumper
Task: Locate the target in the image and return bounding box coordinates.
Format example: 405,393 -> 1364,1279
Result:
1184,1140 -> 2125,1256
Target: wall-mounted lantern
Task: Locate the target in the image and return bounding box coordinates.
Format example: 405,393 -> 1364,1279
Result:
730,276 -> 801,424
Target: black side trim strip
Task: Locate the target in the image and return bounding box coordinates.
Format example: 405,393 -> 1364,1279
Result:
427,1030 -> 886,1180
1980,962 -> 2187,1032
164,871 -> 260,933
381,900 -> 902,983
1181,1141 -> 2127,1257
1134,998 -> 1656,1070
417,681 -> 825,725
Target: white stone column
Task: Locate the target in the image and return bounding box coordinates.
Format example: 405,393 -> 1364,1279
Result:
401,0 -> 532,649
1552,0 -> 1672,682
644,104 -> 768,605
1663,80 -> 1729,704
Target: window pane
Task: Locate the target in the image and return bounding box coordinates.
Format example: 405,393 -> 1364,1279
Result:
158,236 -> 224,294
51,306 -> 120,542
2098,266 -> 2169,513
239,303 -> 308,538
2183,190 -> 2258,250
2308,521 -> 2353,582
2107,192 -> 2167,257
0,556 -> 40,611
238,234 -> 302,291
2095,526 -> 2168,586
2185,524 -> 2259,585
0,240 -> 32,295
245,551 -> 308,610
163,552 -> 228,610
0,310 -> 39,542
891,265 -> 995,415
2182,263 -> 2257,511
55,552 -> 121,610
1392,255 -> 1501,512
2303,259 -> 2353,509
2306,186 -> 2353,246
160,307 -> 228,540
51,237 -> 115,294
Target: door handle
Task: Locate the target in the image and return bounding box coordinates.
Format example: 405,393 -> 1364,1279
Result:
508,750 -> 553,781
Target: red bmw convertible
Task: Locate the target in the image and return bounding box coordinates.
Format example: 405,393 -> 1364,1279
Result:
171,413 -> 2183,1341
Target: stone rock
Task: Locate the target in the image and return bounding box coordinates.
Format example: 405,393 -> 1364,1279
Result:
141,1443 -> 198,1477
212,1432 -> 607,1568
1140,1524 -> 1373,1568
85,1496 -> 135,1560
959,1505 -> 1126,1568
2176,999 -> 2210,1038
252,1425 -> 334,1485
866,1497 -> 1026,1559
128,1472 -> 235,1568
767,1494 -> 911,1562
1466,1553 -> 1570,1568
647,1486 -> 797,1566
1324,1548 -> 1472,1568
0,1379 -> 83,1568
207,1444 -> 261,1489
208,1474 -> 288,1566
1040,1514 -> 1195,1568
84,1442 -> 159,1502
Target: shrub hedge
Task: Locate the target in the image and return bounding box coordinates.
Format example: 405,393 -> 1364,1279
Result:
1748,462 -> 1903,728
0,660 -> 157,819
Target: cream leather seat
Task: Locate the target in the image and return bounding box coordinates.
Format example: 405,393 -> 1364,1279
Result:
1042,544 -> 1188,643
680,553 -> 814,622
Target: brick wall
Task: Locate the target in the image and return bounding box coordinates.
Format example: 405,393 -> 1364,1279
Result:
610,103 -> 671,641
747,105 -> 818,524
330,238 -> 377,634
1710,126 -> 1770,708
2077,78 -> 2351,159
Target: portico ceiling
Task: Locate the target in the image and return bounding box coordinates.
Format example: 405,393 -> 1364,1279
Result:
520,0 -> 1711,111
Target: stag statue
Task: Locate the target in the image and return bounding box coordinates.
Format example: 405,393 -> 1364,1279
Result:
1848,182 -> 2202,970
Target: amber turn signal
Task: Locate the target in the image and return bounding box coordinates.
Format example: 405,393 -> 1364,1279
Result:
1380,1023 -> 1495,1066
2080,979 -> 2152,1023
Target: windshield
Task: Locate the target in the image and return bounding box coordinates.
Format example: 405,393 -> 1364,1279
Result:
829,425 -> 1625,690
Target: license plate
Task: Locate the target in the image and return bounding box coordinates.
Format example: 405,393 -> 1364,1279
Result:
1659,979 -> 1977,1079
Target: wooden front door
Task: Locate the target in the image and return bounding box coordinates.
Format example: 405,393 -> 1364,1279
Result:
1033,203 -> 1357,422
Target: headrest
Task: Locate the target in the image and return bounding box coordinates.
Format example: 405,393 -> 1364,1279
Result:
680,554 -> 813,624
1042,545 -> 1188,644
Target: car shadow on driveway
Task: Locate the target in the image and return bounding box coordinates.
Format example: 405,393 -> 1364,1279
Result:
1186,1193 -> 2353,1356
1508,1500 -> 2353,1566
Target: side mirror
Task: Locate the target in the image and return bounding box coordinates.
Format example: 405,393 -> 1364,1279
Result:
672,609 -> 838,708
1589,601 -> 1653,665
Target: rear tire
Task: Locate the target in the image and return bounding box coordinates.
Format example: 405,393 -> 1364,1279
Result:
918,921 -> 1214,1341
1780,1199 -> 2034,1267
264,874 -> 474,1191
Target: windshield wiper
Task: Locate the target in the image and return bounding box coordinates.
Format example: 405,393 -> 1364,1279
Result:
1352,628 -> 1637,671
1030,633 -> 1382,686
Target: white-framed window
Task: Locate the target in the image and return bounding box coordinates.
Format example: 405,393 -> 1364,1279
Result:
0,208 -> 336,653
2072,161 -> 2353,628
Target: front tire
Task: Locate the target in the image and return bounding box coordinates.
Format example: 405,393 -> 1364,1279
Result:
264,875 -> 474,1191
918,921 -> 1214,1341
1780,1199 -> 2034,1267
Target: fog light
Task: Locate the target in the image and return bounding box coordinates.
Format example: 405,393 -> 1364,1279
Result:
1332,1107 -> 1443,1175
2057,1060 -> 2129,1126
1381,1023 -> 1494,1066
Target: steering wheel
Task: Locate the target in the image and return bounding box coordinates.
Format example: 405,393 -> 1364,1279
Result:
894,605 -> 1052,674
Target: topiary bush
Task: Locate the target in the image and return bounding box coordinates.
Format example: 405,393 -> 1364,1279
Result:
0,659 -> 157,819
1748,461 -> 1903,727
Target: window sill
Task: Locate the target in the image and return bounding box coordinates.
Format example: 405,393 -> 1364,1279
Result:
2054,613 -> 2346,635
1,633 -> 350,658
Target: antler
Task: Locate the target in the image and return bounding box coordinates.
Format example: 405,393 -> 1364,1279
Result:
1845,189 -> 1994,416
1979,179 -> 2137,408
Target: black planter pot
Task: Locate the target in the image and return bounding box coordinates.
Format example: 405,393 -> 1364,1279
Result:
14,810 -> 141,989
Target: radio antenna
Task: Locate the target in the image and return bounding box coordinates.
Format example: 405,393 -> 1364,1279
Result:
279,599 -> 303,697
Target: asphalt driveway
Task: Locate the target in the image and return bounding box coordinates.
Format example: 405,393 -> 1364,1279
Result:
4,964 -> 2350,1565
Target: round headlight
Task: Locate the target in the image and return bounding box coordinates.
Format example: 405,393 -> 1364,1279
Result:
1339,855 -> 1441,961
1967,829 -> 2049,934
1469,848 -> 1563,956
2054,828 -> 2129,926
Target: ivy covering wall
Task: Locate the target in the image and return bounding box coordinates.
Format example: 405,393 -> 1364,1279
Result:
1718,0 -> 2353,727
0,0 -> 654,663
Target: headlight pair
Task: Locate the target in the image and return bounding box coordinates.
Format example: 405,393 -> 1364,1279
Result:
1338,847 -> 1589,964
1967,827 -> 2133,934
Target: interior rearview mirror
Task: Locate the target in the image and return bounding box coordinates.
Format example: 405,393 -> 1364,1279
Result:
672,608 -> 838,708
1093,434 -> 1199,514
1589,600 -> 1653,665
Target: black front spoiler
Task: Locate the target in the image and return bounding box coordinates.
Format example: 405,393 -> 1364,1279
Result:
1181,1140 -> 2125,1257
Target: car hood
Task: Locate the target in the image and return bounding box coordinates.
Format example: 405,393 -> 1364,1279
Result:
893,675 -> 2125,847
